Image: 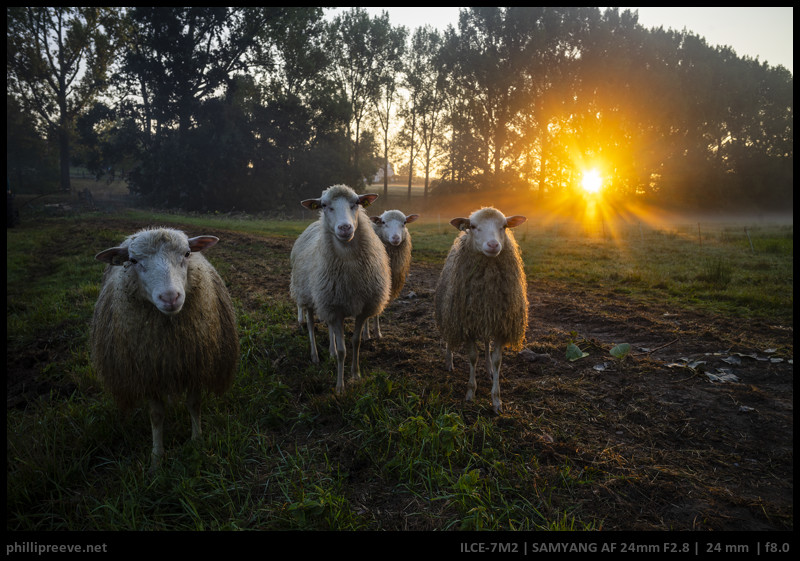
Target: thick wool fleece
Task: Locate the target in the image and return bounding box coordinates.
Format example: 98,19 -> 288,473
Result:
308,208 -> 391,323
90,249 -> 238,411
290,220 -> 321,315
384,234 -> 412,302
435,228 -> 528,351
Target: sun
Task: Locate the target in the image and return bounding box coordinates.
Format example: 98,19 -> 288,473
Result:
581,169 -> 603,194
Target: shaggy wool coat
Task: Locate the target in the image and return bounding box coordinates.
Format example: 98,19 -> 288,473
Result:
435,228 -> 528,351
90,252 -> 238,411
291,208 -> 390,326
383,234 -> 412,302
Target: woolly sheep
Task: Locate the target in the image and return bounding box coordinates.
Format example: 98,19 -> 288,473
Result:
434,207 -> 528,413
290,184 -> 391,394
90,227 -> 239,471
363,209 -> 419,339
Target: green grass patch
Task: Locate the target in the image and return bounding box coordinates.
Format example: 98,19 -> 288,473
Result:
6,210 -> 791,533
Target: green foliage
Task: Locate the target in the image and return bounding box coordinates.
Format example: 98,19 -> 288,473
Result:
609,343 -> 631,360
566,342 -> 590,362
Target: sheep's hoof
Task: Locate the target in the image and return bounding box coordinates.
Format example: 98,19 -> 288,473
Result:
465,389 -> 474,402
149,454 -> 163,474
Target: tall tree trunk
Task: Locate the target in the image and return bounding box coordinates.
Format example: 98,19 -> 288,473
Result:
58,95 -> 71,193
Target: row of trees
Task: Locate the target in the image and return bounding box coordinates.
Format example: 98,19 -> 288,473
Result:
7,7 -> 793,213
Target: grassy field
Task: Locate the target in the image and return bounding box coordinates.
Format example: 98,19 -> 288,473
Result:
6,193 -> 793,548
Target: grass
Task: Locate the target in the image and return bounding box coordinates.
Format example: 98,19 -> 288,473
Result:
5,205 -> 792,536
511,221 -> 793,322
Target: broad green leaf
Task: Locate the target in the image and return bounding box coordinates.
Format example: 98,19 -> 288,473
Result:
610,343 -> 631,359
566,343 -> 589,361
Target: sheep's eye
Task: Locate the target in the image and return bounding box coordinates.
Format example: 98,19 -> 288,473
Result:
185,251 -> 191,258
129,258 -> 138,264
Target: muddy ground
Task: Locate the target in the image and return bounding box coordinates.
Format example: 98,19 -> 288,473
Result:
7,218 -> 793,531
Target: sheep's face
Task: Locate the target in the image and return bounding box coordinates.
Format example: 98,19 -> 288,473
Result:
96,229 -> 219,315
371,211 -> 419,246
451,208 -> 527,258
301,185 -> 378,243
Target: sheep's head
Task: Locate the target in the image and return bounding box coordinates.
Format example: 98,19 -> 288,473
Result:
301,184 -> 378,243
95,228 -> 219,315
450,207 -> 526,257
371,210 -> 419,246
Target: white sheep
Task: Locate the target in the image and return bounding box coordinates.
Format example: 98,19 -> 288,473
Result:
363,209 -> 419,339
434,207 -> 528,413
290,184 -> 391,394
90,227 -> 239,471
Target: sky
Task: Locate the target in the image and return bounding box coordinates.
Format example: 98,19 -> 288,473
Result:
326,7 -> 793,73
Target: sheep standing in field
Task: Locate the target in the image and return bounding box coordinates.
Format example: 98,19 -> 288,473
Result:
434,207 -> 528,414
290,184 -> 391,394
363,209 -> 419,339
90,227 -> 239,471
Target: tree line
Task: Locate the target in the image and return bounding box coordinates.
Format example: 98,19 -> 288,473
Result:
7,7 -> 793,213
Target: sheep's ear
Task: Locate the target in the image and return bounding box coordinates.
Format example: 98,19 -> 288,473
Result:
505,215 -> 527,229
405,214 -> 420,224
95,247 -> 129,266
370,216 -> 383,224
358,193 -> 379,207
188,235 -> 219,253
301,198 -> 322,210
450,218 -> 470,231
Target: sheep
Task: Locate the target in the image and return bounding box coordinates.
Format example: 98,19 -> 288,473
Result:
434,207 -> 528,414
363,209 -> 419,339
90,227 -> 239,471
289,184 -> 391,394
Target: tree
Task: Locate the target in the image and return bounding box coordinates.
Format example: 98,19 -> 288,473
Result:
326,8 -> 404,188
7,96 -> 59,192
455,7 -> 546,178
372,24 -> 408,198
412,26 -> 448,198
7,7 -> 119,192
117,7 -> 293,208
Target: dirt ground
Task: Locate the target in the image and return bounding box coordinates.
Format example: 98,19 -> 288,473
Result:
7,218 -> 794,531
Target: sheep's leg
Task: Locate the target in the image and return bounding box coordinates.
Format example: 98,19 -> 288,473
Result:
328,325 -> 336,357
375,315 -> 383,339
351,314 -> 367,381
305,308 -> 319,363
148,397 -> 166,472
186,388 -> 202,441
361,318 -> 372,341
487,342 -> 504,414
329,317 -> 347,394
444,343 -> 454,371
465,341 -> 478,402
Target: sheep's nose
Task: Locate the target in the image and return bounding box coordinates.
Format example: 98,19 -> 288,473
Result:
390,234 -> 401,245
487,240 -> 500,250
159,290 -> 181,308
338,223 -> 353,236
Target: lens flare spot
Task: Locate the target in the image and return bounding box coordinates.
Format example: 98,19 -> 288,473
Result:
581,169 -> 603,194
